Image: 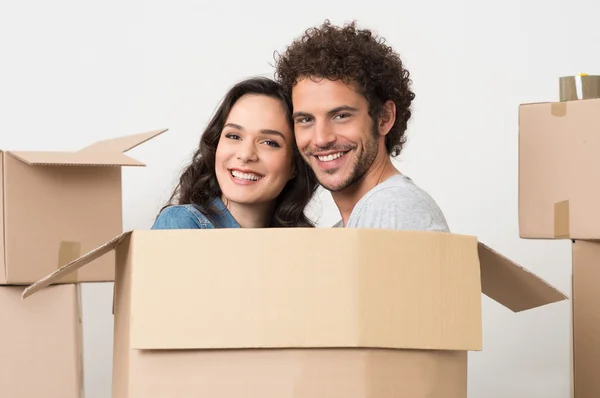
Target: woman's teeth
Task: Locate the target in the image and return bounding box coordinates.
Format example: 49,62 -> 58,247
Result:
317,152 -> 345,162
231,170 -> 262,181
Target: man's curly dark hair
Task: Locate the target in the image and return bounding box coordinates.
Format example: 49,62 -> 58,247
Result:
274,20 -> 415,157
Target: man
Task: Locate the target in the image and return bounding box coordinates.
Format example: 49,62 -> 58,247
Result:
274,20 -> 449,231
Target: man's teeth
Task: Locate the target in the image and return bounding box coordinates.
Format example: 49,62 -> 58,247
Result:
231,170 -> 262,181
317,152 -> 345,162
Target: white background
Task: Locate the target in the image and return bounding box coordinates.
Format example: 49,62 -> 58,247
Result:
2,0 -> 595,396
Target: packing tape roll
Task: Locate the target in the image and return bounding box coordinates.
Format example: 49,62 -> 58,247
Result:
57,241 -> 81,283
559,74 -> 600,101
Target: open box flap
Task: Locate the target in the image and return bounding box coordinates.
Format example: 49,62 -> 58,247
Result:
21,231 -> 131,299
7,128 -> 167,167
477,242 -> 568,311
78,128 -> 167,154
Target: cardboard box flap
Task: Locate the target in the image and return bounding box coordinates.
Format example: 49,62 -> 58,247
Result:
78,128 -> 167,154
127,228 -> 484,352
22,232 -> 130,299
6,128 -> 167,167
8,151 -> 144,166
478,242 -> 568,312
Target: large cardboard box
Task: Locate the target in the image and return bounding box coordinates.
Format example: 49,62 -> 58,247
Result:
24,228 -> 566,397
0,128 -> 166,285
1,284 -> 82,397
519,98 -> 600,239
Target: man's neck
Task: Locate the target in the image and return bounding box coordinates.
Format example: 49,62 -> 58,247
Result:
332,156 -> 399,226
222,196 -> 274,228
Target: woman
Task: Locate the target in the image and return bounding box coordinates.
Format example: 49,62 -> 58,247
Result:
152,77 -> 318,229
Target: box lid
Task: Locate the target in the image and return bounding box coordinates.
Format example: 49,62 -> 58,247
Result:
6,128 -> 167,167
23,229 -> 567,352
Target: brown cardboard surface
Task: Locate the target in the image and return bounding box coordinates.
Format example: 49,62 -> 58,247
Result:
519,98 -> 600,239
23,228 -> 567,398
126,349 -> 468,398
128,229 -> 484,351
478,242 -> 566,311
572,240 -> 600,398
0,129 -> 166,284
0,284 -> 82,397
0,151 -> 5,284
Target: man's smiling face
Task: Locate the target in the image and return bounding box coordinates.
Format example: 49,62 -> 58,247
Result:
291,77 -> 381,192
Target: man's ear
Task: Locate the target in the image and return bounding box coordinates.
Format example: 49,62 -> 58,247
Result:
378,100 -> 396,136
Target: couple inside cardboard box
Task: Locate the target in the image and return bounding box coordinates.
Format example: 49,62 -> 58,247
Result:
19,21 -> 566,316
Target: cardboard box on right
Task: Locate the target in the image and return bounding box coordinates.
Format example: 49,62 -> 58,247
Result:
520,84 -> 600,397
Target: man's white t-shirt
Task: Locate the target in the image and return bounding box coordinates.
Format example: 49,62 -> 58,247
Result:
333,174 -> 450,232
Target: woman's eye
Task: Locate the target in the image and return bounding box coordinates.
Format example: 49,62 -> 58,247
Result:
263,140 -> 281,148
225,133 -> 241,140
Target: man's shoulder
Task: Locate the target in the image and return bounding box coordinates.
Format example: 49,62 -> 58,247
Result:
358,174 -> 438,207
348,174 -> 450,232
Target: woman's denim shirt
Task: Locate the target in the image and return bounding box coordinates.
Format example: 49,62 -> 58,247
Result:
151,197 -> 240,229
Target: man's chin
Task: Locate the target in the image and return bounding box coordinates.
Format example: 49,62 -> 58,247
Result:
316,174 -> 352,193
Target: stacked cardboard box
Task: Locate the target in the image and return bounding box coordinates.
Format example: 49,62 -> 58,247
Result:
0,129 -> 166,397
518,74 -> 600,398
24,226 -> 567,396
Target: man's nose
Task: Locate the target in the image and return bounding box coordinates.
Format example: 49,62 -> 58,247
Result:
314,122 -> 336,148
237,141 -> 258,162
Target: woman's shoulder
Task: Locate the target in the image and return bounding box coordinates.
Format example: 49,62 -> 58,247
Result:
151,204 -> 215,230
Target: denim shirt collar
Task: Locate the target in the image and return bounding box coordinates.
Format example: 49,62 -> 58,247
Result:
209,197 -> 241,228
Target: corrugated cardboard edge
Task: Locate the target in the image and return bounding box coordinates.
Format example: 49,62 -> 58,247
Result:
7,151 -> 145,167
477,242 -> 568,312
21,231 -> 131,299
0,150 -> 6,284
554,200 -> 570,239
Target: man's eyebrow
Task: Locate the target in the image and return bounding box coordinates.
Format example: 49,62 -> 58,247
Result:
292,111 -> 313,119
292,106 -> 359,119
327,105 -> 359,116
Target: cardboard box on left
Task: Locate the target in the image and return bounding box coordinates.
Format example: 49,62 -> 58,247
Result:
0,284 -> 82,397
0,128 -> 167,285
0,128 -> 166,398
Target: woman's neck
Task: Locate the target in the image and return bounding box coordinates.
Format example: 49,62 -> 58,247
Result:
221,196 -> 274,228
